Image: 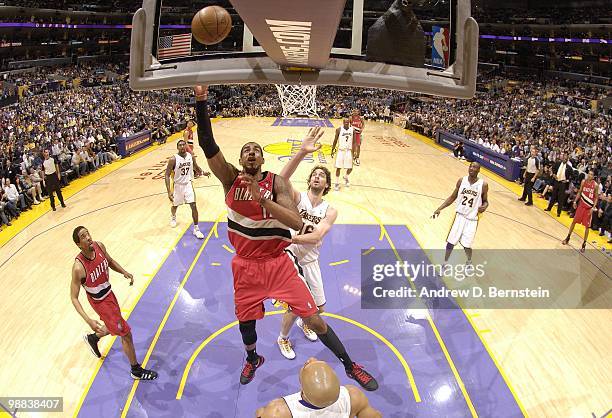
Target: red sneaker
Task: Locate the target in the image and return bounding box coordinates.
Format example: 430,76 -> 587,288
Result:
240,355 -> 265,385
346,363 -> 378,391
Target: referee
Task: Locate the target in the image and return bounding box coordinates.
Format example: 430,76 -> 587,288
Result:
519,147 -> 540,206
42,149 -> 66,211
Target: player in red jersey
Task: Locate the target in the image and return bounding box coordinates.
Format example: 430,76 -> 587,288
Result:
184,120 -> 195,155
70,226 -> 158,381
562,169 -> 599,252
350,109 -> 365,166
194,85 -> 378,391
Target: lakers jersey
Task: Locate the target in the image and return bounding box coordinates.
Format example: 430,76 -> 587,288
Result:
456,176 -> 483,221
338,126 -> 354,150
174,153 -> 193,185
288,192 -> 329,264
283,386 -> 351,417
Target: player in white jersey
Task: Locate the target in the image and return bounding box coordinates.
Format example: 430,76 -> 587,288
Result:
432,162 -> 489,263
275,133 -> 338,360
164,139 -> 209,239
255,357 -> 381,418
331,119 -> 356,191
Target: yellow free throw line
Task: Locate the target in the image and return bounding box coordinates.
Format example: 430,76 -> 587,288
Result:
329,259 -> 349,266
176,310 -> 421,402
72,221 -> 192,418
222,244 -> 235,253
120,214 -> 223,418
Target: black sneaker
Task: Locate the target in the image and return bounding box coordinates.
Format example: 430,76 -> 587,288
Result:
240,355 -> 265,385
346,363 -> 378,391
131,365 -> 158,381
83,334 -> 101,358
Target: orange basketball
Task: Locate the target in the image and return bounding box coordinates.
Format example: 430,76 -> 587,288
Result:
191,6 -> 232,45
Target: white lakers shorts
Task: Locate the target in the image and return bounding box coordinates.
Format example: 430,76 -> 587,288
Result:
334,149 -> 353,169
173,183 -> 195,206
447,213 -> 478,248
301,260 -> 325,307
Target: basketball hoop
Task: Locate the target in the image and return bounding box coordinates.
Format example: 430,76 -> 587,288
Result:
275,84 -> 318,118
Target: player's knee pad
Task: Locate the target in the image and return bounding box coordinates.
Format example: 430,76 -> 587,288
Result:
238,320 -> 257,346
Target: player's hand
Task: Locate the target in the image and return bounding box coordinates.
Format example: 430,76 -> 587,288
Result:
331,149 -> 336,158
203,171 -> 211,177
239,173 -> 262,202
301,127 -> 324,153
88,319 -> 105,334
431,210 -> 441,219
124,272 -> 134,286
194,85 -> 208,100
194,167 -> 203,177
477,205 -> 487,213
573,201 -> 577,209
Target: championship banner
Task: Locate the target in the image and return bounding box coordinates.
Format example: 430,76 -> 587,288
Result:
431,26 -> 450,69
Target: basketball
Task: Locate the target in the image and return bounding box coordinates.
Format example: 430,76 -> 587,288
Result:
191,6 -> 232,45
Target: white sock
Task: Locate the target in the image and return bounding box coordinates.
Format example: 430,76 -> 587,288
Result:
279,332 -> 289,339
194,224 -> 200,231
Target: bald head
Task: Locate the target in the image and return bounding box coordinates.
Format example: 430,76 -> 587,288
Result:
300,358 -> 340,408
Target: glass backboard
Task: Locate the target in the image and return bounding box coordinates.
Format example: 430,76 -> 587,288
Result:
130,0 -> 478,98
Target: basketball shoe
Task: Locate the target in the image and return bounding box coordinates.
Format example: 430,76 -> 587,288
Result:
346,363 -> 378,391
240,355 -> 265,385
130,364 -> 159,381
193,225 -> 204,239
296,318 -> 318,341
83,333 -> 101,358
170,216 -> 177,228
277,337 -> 296,360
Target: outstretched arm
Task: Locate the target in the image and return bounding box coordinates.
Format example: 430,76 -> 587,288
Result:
194,86 -> 238,191
279,127 -> 324,203
433,178 -> 462,217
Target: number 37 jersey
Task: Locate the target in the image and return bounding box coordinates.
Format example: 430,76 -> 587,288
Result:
456,176 -> 483,221
288,192 -> 329,264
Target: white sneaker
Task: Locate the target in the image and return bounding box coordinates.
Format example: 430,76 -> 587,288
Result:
193,227 -> 204,239
170,217 -> 177,228
344,177 -> 350,188
277,337 -> 296,360
334,184 -> 340,191
297,318 -> 318,342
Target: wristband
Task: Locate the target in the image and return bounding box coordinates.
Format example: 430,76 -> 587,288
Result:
258,195 -> 267,206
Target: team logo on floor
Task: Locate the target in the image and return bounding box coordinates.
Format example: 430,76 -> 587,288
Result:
264,139 -> 331,163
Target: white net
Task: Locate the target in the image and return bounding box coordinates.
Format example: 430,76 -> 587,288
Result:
275,84 -> 318,118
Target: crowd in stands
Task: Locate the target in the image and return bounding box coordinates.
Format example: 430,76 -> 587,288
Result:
0,70 -> 190,231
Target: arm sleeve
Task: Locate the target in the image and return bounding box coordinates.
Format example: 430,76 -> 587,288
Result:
195,100 -> 220,159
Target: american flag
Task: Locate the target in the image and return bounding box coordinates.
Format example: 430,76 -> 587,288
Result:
157,33 -> 192,59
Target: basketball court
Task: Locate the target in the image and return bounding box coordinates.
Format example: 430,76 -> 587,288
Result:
1,0 -> 611,416
1,117 -> 610,417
